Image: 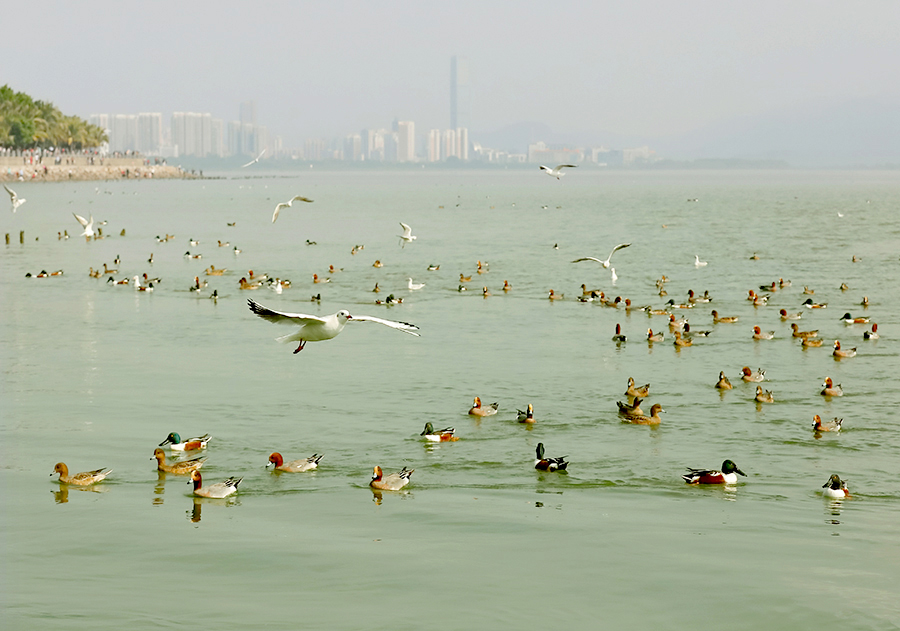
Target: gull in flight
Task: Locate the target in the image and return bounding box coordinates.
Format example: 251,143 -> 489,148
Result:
247,299 -> 420,354
73,213 -> 95,238
398,222 -> 416,247
272,195 -> 313,223
571,243 -> 631,269
241,149 -> 266,168
694,255 -> 708,267
4,184 -> 26,212
539,164 -> 577,179
407,278 -> 425,290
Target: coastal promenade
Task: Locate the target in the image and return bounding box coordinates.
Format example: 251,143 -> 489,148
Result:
0,156 -> 197,182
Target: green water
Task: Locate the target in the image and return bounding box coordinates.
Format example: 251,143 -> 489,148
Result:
2,169 -> 899,630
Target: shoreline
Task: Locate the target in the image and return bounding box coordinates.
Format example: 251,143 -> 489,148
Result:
0,160 -> 198,182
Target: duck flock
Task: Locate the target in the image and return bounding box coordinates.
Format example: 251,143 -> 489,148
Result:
11,173 -> 884,505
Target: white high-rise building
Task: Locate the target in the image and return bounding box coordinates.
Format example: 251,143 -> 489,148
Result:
427,130 -> 441,162
456,128 -> 468,161
397,121 -> 415,162
137,113 -> 163,154
442,129 -> 457,160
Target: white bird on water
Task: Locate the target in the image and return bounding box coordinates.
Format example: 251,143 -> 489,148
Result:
539,164 -> 577,179
272,195 -> 314,223
73,213 -> 95,238
241,149 -> 266,168
4,184 -> 26,212
408,278 -> 425,290
572,243 -> 631,269
247,299 -> 420,354
694,255 -> 708,268
398,222 -> 416,247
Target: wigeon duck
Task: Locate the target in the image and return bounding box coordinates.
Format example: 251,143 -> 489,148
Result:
372,283 -> 380,293
612,324 -> 626,343
312,274 -> 330,284
715,371 -> 733,389
647,328 -> 664,343
373,260 -> 383,268
205,265 -> 225,276
832,340 -> 856,358
152,448 -> 206,475
752,326 -> 774,340
812,415 -> 842,432
102,263 -> 117,275
747,290 -> 758,301
267,452 -> 323,472
840,283 -> 849,291
370,466 -> 413,491
668,314 -> 687,331
779,278 -> 791,288
759,281 -> 778,292
754,385 -> 774,403
468,397 -> 499,417
502,280 -> 511,292
147,253 -> 154,264
803,286 -> 815,295
420,423 -> 459,441
647,305 -> 670,316
624,299 -> 645,313
780,309 -> 802,320
625,378 -> 650,399
459,273 -> 471,282
687,289 -> 710,303
658,287 -> 668,297
626,403 -> 665,425
516,404 -> 535,423
860,296 -> 869,308
534,443 -> 568,471
329,265 -> 342,274
673,330 -> 692,347
752,294 -> 768,306
143,273 -> 161,285
482,287 -> 491,298
238,277 -> 261,290
820,378 -> 843,397
616,398 -> 644,418
476,260 -> 488,274
802,298 -> 827,309
52,463 -> 112,486
683,460 -> 746,485
790,323 -> 818,338
189,471 -> 241,498
802,337 -> 824,347
851,255 -> 861,262
840,312 -> 869,325
159,432 -> 212,451
864,324 -> 879,340
88,267 -> 101,278
711,310 -> 738,323
218,240 -> 230,247
741,367 -> 766,382
581,284 -> 601,296
822,474 -> 850,499
547,289 -> 564,300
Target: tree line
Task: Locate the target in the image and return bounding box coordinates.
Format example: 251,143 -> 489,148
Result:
1,85 -> 107,150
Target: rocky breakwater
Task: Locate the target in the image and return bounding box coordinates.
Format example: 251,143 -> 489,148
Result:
0,157 -> 198,182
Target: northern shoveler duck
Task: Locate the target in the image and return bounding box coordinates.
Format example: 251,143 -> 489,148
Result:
741,367 -> 766,382
780,309 -> 802,320
755,385 -> 774,403
52,463 -> 112,486
548,289 -> 564,300
820,378 -> 843,397
267,452 -> 323,472
612,324 -> 626,343
420,422 -> 459,441
822,474 -> 850,499
683,323 -> 711,337
840,312 -> 869,325
625,403 -> 665,425
459,273 -> 471,282
189,238 -> 200,246
790,323 -> 818,339
802,298 -> 827,309
759,281 -> 778,292
534,443 -> 568,471
802,337 -> 824,347
625,377 -> 650,399
673,330 -> 692,347
753,326 -> 775,340
647,328 -> 664,343
832,340 -> 856,358
373,260 -> 383,268
864,323 -> 879,340
189,471 -> 241,498
159,432 -> 212,451
666,298 -> 693,310
503,280 -> 511,292
152,448 -> 206,474
711,310 -> 738,323
370,466 -> 413,491
468,397 -> 499,417
683,460 -> 746,485
812,415 -> 842,432
516,404 -> 535,423
715,371 -> 733,389
617,397 -> 644,418
427,264 -> 440,271
184,251 -> 202,259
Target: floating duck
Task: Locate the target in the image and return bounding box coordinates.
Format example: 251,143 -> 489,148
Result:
547,289 -> 564,300
516,404 -> 535,423
646,329 -> 664,343
812,415 -> 842,432
864,324 -> 879,340
715,371 -> 733,389
625,403 -> 665,425
267,452 -> 323,472
370,466 -> 413,491
673,331 -> 692,347
752,326 -> 774,340
840,312 -> 869,325
534,443 -> 568,471
802,298 -> 827,309
741,367 -> 766,382
822,474 -> 850,499
802,337 -> 824,347
189,471 -> 241,498
780,309 -> 802,320
420,423 -> 459,442
683,460 -> 746,485
711,310 -> 738,323
820,378 -> 843,397
52,463 -> 112,486
755,386 -> 774,403
625,378 -> 650,400
617,398 -> 644,418
152,448 -> 205,475
468,397 -> 499,417
612,324 -> 626,343
159,432 -> 212,451
833,340 -> 856,358
790,323 -> 818,338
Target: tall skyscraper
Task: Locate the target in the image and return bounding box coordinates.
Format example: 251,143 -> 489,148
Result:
450,55 -> 470,130
397,121 -> 415,162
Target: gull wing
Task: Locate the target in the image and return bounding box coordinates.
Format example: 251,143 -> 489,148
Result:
247,299 -> 328,325
609,243 -> 631,255
4,184 -> 15,200
272,202 -> 289,223
556,165 -> 577,170
399,222 -> 412,237
73,212 -> 90,227
290,195 -> 313,204
571,257 -> 603,264
348,314 -> 421,336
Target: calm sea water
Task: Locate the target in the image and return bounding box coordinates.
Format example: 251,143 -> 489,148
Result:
2,169 -> 899,630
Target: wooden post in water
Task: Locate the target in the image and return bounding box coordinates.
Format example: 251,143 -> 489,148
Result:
20,230 -> 24,244
5,233 -> 9,245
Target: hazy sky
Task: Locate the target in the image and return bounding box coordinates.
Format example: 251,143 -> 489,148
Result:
4,0 -> 899,152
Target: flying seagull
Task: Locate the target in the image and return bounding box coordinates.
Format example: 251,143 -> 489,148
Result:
539,164 -> 577,179
272,195 -> 314,223
572,243 -> 631,269
73,213 -> 95,238
4,184 -> 26,212
241,149 -> 266,168
247,299 -> 420,354
398,222 -> 416,247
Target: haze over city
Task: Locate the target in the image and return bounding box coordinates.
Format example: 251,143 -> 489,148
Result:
4,0 -> 899,165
